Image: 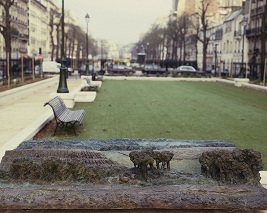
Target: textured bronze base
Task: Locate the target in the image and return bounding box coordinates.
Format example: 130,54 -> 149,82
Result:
0,139 -> 266,210
0,184 -> 267,210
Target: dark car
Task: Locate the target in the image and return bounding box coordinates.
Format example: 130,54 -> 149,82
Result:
108,64 -> 134,75
11,64 -> 32,76
0,68 -> 6,80
142,64 -> 166,74
211,69 -> 229,77
79,64 -> 101,76
220,69 -> 229,76
78,64 -> 93,75
205,66 -> 213,74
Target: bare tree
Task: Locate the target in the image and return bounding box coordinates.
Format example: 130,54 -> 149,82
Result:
48,9 -> 61,61
177,13 -> 192,64
138,26 -> 165,63
166,16 -> 179,61
0,0 -> 15,84
195,0 -> 213,72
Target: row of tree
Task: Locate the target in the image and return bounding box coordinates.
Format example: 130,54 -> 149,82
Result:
136,0 -> 267,76
48,9 -> 98,62
135,2 -> 207,70
0,0 -> 98,83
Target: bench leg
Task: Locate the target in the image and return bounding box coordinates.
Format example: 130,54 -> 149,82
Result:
53,125 -> 58,136
53,120 -> 62,136
53,120 -> 79,136
66,122 -> 78,135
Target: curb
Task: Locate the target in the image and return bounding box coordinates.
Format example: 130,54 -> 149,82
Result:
0,76 -> 58,106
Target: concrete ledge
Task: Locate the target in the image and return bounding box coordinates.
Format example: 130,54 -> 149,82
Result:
260,171 -> 267,185
74,91 -> 97,102
216,78 -> 235,85
242,82 -> 267,92
0,110 -> 53,161
104,76 -> 218,82
0,76 -> 58,107
234,78 -> 249,87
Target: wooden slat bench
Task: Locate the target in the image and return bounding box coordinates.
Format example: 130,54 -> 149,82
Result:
44,96 -> 86,135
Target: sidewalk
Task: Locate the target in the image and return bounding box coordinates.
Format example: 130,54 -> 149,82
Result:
0,76 -> 82,160
0,75 -> 266,190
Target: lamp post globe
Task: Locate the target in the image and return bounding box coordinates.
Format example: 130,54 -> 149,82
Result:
85,13 -> 90,77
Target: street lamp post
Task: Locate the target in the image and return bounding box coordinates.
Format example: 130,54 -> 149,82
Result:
57,0 -> 69,93
241,17 -> 248,78
85,13 -> 90,77
213,44 -> 218,77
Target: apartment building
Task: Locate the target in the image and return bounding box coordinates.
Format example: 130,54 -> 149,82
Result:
0,0 -> 29,59
0,0 -> 79,61
28,0 -> 49,59
246,0 -> 266,64
195,0 -> 251,74
197,0 -> 267,78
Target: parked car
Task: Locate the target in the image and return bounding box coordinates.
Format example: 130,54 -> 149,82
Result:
173,65 -> 202,76
211,69 -> 229,77
108,64 -> 134,75
67,67 -> 74,75
42,61 -> 61,74
231,68 -> 250,77
205,66 -> 213,74
220,69 -> 229,76
0,69 -> 5,80
11,64 -> 32,76
142,64 -> 166,74
79,64 -> 101,75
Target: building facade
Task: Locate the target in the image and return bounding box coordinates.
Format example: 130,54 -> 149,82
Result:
0,0 -> 80,62
28,0 -> 49,59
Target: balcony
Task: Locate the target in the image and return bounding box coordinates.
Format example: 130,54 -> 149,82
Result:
19,47 -> 27,53
19,34 -> 29,41
246,25 -> 267,37
234,30 -> 242,37
11,31 -> 19,37
251,5 -> 265,16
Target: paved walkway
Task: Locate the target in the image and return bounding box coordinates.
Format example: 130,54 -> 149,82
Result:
0,76 -> 82,159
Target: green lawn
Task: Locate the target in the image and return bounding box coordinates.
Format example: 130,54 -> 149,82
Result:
54,80 -> 267,169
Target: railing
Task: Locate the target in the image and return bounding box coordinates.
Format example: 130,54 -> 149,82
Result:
234,30 -> 242,37
251,5 -> 265,16
246,27 -> 261,36
19,48 -> 27,53
19,34 -> 29,41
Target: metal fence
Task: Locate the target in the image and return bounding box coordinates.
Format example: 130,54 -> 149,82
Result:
0,58 -> 39,81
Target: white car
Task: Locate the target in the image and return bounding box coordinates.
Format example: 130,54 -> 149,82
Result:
0,70 -> 3,80
42,61 -> 61,74
173,65 -> 197,74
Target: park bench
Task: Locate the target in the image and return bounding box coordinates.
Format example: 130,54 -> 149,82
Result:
84,77 -> 99,91
44,96 -> 86,135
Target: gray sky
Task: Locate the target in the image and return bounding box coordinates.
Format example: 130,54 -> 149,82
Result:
57,0 -> 171,45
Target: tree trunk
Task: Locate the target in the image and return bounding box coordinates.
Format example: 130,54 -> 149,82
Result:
202,28 -> 207,73
5,5 -> 12,86
260,2 -> 267,80
49,18 -> 55,61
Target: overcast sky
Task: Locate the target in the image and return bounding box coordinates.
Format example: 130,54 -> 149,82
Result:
57,0 -> 171,45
